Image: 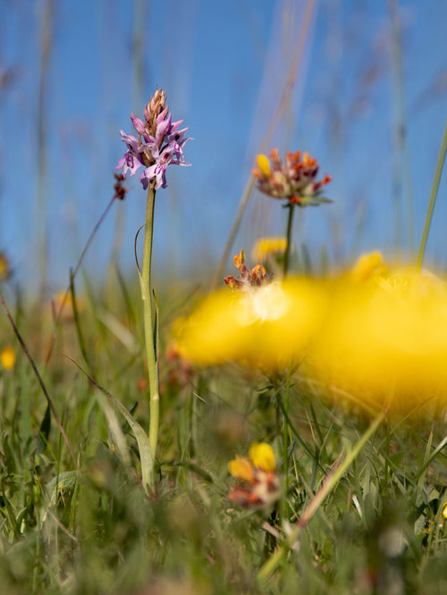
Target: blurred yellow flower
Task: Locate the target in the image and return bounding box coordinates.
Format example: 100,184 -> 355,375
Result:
350,250 -> 385,283
51,290 -> 85,321
255,154 -> 271,178
310,268 -> 447,414
0,252 -> 11,280
228,457 -> 255,483
249,442 -> 276,472
176,278 -> 328,371
1,346 -> 15,370
251,237 -> 287,263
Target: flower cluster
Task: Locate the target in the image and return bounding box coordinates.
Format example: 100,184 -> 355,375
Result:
116,89 -> 191,190
224,250 -> 272,292
228,442 -> 279,509
253,148 -> 332,206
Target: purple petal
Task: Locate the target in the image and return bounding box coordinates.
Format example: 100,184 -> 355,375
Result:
155,113 -> 172,142
130,114 -> 146,135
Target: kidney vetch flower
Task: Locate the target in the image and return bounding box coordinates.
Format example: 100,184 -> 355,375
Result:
253,148 -> 332,206
228,442 -> 279,508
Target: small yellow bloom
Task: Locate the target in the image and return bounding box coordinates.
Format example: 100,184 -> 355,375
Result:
0,252 -> 11,280
1,346 -> 15,370
251,237 -> 287,263
51,290 -> 85,322
255,154 -> 271,177
249,442 -> 276,472
350,251 -> 385,283
228,457 -> 255,483
443,504 -> 447,520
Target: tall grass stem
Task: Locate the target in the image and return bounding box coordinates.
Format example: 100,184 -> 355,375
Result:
417,117 -> 447,270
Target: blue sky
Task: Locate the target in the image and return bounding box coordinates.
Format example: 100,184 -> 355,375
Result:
1,0 -> 447,292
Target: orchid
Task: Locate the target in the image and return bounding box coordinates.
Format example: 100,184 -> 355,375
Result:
116,89 -> 191,190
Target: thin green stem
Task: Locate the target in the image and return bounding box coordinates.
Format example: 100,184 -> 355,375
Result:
45,195 -> 117,365
283,203 -> 295,279
279,367 -> 293,521
257,409 -> 386,587
141,186 -> 159,471
282,367 -> 293,481
417,117 -> 447,270
211,176 -> 255,290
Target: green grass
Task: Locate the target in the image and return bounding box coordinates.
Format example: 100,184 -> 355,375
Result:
0,270 -> 447,594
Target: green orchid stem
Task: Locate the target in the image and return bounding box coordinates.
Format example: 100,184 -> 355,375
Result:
417,117 -> 447,270
141,185 -> 159,479
283,202 -> 295,279
257,409 -> 386,587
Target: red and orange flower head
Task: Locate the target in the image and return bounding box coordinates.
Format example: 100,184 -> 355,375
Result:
253,148 -> 332,207
228,442 -> 280,509
224,250 -> 272,292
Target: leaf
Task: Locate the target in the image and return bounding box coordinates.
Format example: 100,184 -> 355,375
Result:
68,358 -> 154,493
36,404 -> 51,455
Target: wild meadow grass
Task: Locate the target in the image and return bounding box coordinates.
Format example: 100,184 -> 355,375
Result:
1,268 -> 447,595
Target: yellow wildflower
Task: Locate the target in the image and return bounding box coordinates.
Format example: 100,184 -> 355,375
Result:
1,346 -> 15,370
350,250 -> 386,283
176,278 -> 328,371
255,154 -> 271,177
51,290 -> 85,321
228,457 -> 255,483
249,442 -> 276,472
310,268 -> 447,414
0,252 -> 11,280
251,237 -> 287,263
